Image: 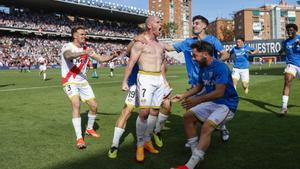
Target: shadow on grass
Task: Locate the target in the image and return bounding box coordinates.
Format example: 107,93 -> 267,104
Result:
45,109 -> 300,169
0,83 -> 15,87
240,97 -> 300,115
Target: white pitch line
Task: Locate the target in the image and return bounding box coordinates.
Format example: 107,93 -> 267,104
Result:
0,75 -> 178,92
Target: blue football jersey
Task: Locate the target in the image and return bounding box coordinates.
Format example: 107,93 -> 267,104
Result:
173,35 -> 224,85
282,35 -> 300,67
199,59 -> 239,112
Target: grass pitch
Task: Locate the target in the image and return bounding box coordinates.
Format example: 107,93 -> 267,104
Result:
0,64 -> 299,169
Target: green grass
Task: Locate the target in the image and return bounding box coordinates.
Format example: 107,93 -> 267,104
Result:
0,64 -> 300,169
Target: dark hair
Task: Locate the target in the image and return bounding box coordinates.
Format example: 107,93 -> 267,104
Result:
192,15 -> 209,26
71,26 -> 86,38
285,23 -> 298,32
191,41 -> 214,56
236,36 -> 245,42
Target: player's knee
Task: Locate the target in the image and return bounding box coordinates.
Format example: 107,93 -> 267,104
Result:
161,99 -> 172,114
201,122 -> 215,136
183,111 -> 195,122
121,105 -> 134,119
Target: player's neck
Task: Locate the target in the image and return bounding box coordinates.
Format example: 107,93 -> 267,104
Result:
197,32 -> 207,40
145,31 -> 157,42
72,41 -> 83,48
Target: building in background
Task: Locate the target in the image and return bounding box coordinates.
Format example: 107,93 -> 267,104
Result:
234,0 -> 300,40
149,0 -> 192,39
207,18 -> 234,42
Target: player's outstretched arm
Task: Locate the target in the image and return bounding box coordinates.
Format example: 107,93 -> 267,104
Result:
122,42 -> 143,91
164,43 -> 176,52
171,85 -> 203,103
90,50 -> 119,63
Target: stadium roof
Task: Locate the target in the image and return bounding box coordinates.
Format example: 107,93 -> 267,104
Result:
0,0 -> 147,24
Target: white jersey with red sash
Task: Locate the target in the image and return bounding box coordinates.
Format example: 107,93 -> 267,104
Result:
61,42 -> 90,86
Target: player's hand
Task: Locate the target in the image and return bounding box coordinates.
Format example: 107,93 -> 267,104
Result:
181,97 -> 199,109
112,51 -> 120,58
122,81 -> 129,91
171,94 -> 184,103
86,48 -> 95,56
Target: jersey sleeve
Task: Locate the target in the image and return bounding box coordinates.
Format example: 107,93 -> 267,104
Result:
245,45 -> 256,52
173,40 -> 185,53
213,37 -> 225,52
61,43 -> 72,56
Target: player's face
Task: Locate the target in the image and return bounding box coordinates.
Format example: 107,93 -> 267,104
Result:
193,19 -> 206,35
286,27 -> 296,38
192,48 -> 207,67
236,39 -> 244,48
74,29 -> 87,44
151,17 -> 162,37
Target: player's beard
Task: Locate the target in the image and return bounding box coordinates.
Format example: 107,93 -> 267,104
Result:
198,57 -> 207,67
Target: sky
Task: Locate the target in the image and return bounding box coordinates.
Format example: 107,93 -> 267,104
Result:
104,0 -> 298,21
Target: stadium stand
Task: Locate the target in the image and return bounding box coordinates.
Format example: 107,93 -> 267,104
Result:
0,0 -> 181,69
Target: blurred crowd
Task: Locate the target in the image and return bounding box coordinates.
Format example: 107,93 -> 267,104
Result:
0,10 -> 143,38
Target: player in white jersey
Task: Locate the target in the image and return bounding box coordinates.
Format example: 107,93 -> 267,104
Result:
38,56 -> 47,80
108,60 -> 115,77
61,26 -> 118,149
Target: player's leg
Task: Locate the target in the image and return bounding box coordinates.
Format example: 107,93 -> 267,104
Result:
241,69 -> 250,94
231,68 -> 240,89
108,104 -> 135,158
81,84 -> 100,138
153,98 -> 172,147
279,65 -> 296,115
64,84 -> 86,149
174,103 -> 233,169
108,85 -> 137,158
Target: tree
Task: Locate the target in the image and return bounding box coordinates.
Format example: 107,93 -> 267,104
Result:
162,22 -> 178,38
220,23 -> 235,42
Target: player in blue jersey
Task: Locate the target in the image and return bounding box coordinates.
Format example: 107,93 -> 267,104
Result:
166,15 -> 229,87
171,41 -> 239,169
90,58 -> 99,78
278,23 -> 300,116
167,15 -> 231,142
230,37 -> 258,94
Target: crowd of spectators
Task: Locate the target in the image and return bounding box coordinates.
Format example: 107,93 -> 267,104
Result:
0,36 -> 181,68
0,9 -> 143,38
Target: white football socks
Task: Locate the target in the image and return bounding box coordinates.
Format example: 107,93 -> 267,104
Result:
282,95 -> 289,109
72,117 -> 82,140
144,114 -> 157,142
136,116 -> 147,146
112,127 -> 125,148
185,148 -> 205,169
87,114 -> 96,130
154,113 -> 169,134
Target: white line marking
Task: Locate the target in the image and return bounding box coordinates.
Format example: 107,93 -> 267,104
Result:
0,75 -> 178,92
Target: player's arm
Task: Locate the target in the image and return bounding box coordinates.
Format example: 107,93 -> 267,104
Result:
164,43 -> 176,52
90,50 -> 119,63
181,84 -> 226,109
122,42 -> 143,91
63,49 -> 89,60
247,46 -> 259,55
171,84 -> 203,103
219,50 -> 230,61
